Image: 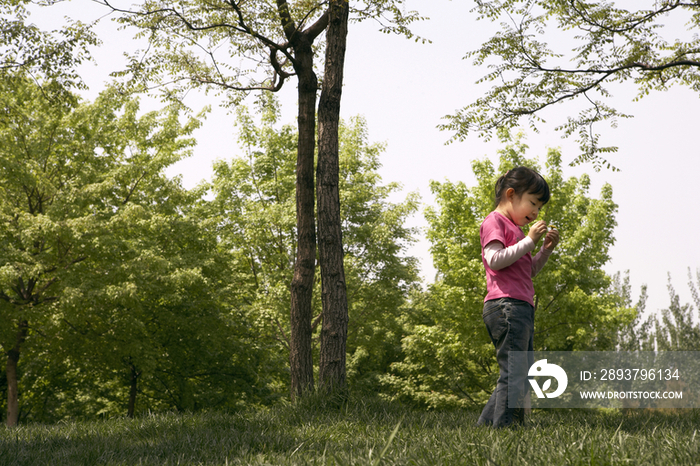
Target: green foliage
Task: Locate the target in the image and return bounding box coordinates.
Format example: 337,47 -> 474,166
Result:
0,0 -> 96,87
617,269 -> 700,352
0,82 -> 419,422
613,273 -> 653,352
101,0 -> 426,102
652,270 -> 700,351
637,270 -> 700,352
202,95 -> 420,394
442,0 -> 700,169
381,130 -> 636,409
0,74 -> 271,423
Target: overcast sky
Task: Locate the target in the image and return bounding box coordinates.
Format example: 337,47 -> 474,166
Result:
29,0 -> 700,320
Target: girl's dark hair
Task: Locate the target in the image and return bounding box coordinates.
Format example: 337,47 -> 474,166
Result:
494,166 -> 550,208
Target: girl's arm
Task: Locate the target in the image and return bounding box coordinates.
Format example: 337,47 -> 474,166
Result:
483,237 -> 535,270
532,229 -> 559,277
531,248 -> 553,277
484,225 -> 559,272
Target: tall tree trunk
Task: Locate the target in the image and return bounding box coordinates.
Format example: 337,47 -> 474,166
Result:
317,0 -> 349,393
6,320 -> 28,427
289,39 -> 318,400
127,362 -> 140,418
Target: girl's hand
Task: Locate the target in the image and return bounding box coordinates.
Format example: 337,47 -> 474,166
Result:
527,221 -> 547,244
543,227 -> 560,251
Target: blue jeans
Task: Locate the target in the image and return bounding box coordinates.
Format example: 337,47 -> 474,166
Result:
477,297 -> 534,428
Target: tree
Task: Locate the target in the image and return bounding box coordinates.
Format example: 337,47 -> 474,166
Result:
442,0 -> 700,169
0,14 -> 99,425
380,130 -> 635,408
0,75 -> 201,425
316,0 -> 350,393
97,0 -> 424,398
0,0 -> 96,87
613,272 -> 655,352
335,117 -> 421,392
203,99 -> 420,396
55,193 -> 266,419
650,270 -> 700,351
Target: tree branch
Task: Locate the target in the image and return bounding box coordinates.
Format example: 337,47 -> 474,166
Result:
541,284 -> 568,314
311,312 -> 323,332
275,0 -> 299,43
567,0 -> 685,35
273,315 -> 290,349
304,8 -> 330,41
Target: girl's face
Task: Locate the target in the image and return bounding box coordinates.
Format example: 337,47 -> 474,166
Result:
499,189 -> 545,226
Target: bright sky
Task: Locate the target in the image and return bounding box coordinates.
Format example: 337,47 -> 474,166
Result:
28,0 -> 700,320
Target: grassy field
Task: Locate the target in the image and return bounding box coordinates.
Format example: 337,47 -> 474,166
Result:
1,397 -> 699,465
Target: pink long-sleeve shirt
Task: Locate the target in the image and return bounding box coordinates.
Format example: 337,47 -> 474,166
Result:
480,211 -> 552,306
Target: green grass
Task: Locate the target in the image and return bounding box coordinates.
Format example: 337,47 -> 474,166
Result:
1,397 -> 699,465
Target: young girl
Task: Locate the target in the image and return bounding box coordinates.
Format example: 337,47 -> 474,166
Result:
476,166 -> 560,428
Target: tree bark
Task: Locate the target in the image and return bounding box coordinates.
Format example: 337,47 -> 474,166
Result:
6,320 -> 28,427
289,38 -> 318,400
317,0 -> 349,393
127,362 -> 140,418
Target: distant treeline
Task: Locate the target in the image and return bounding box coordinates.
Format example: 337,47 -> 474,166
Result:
1,76 -> 698,425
